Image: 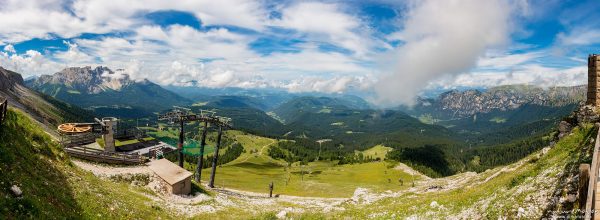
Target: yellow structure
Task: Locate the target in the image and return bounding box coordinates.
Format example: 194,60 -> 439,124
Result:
57,123 -> 92,133
588,54 -> 600,106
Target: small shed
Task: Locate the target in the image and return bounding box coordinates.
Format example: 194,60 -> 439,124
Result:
149,159 -> 193,195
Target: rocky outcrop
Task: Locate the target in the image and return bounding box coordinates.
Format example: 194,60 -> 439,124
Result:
553,104 -> 600,140
0,67 -> 24,92
575,105 -> 600,125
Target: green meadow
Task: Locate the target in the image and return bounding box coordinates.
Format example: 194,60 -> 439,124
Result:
199,132 -> 417,198
356,144 -> 393,159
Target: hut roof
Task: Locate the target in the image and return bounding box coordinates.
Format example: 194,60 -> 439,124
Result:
148,159 -> 192,185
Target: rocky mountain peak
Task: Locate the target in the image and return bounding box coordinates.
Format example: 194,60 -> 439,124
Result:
30,66 -> 135,94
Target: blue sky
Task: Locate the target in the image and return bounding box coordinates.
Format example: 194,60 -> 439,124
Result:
0,0 -> 599,104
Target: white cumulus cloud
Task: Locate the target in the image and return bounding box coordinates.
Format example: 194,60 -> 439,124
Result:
0,50 -> 65,78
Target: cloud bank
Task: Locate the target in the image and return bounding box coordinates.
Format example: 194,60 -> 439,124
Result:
0,0 -> 596,104
375,0 -> 513,105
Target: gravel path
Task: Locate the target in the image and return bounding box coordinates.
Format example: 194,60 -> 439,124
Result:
72,159 -> 152,177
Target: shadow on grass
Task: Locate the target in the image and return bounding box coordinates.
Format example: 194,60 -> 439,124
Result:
290,170 -> 323,176
231,161 -> 282,169
191,181 -> 211,195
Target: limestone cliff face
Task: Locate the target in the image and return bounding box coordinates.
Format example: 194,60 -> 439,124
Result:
28,66 -> 133,94
411,85 -> 585,118
25,66 -> 190,112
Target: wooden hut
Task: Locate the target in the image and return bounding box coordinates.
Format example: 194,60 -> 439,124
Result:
149,159 -> 193,195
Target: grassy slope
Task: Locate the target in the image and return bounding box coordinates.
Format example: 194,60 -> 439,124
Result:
312,124 -> 594,218
0,109 -> 176,219
199,132 -> 416,198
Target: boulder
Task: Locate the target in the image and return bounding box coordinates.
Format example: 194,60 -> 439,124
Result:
541,147 -> 550,155
558,121 -> 573,139
276,207 -> 296,219
567,194 -> 577,202
276,210 -> 287,219
558,121 -> 573,134
351,188 -> 369,203
10,185 -> 22,197
430,201 -> 439,208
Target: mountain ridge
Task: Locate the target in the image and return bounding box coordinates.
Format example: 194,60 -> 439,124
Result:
272,96 -> 372,123
407,84 -> 585,119
26,66 -> 191,115
0,66 -> 94,126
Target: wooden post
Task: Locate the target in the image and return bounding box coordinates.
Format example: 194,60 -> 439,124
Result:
269,181 -> 274,198
580,164 -> 590,209
195,121 -> 208,182
178,119 -> 184,168
209,126 -> 223,188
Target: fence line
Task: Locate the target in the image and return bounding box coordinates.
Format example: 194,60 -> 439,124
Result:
585,127 -> 600,219
64,146 -> 146,165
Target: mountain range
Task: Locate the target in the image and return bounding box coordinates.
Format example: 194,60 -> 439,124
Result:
406,84 -> 584,119
26,66 -> 190,117
16,65 -> 584,146
399,85 -> 582,144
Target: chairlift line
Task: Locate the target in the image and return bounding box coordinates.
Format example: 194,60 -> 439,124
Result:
157,106 -> 233,186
